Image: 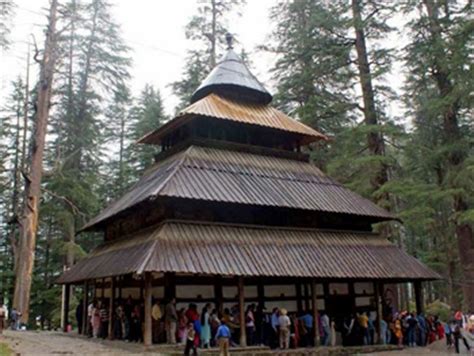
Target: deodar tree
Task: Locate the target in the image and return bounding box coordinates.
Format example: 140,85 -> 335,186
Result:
172,0 -> 246,109
13,0 -> 59,324
403,0 -> 473,309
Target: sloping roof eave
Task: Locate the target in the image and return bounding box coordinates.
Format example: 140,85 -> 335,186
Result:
57,221 -> 441,284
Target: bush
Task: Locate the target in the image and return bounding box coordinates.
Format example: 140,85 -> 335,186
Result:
425,300 -> 451,321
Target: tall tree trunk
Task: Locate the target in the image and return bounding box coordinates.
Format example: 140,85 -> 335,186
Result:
21,42 -> 30,173
351,0 -> 388,193
9,82 -> 23,268
423,0 -> 474,310
13,0 -> 59,324
71,0 -> 99,171
118,112 -> 125,194
210,0 -> 217,67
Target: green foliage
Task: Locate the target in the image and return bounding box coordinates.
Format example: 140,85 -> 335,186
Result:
171,0 -> 245,109
425,300 -> 452,322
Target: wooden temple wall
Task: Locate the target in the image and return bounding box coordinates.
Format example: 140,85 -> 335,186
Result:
91,275 -> 378,315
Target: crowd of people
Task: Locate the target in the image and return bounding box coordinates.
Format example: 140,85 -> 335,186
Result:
74,297 -> 472,355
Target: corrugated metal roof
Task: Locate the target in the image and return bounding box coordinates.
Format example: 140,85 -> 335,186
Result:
191,49 -> 272,105
82,146 -> 394,230
58,221 -> 441,284
138,94 -> 327,145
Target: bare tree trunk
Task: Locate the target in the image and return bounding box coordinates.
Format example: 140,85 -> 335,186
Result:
423,0 -> 474,310
13,0 -> 59,324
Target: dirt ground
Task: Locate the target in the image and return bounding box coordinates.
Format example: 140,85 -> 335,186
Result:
0,330 -> 472,356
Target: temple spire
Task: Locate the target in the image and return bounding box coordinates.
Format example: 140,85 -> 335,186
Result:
225,32 -> 233,49
190,34 -> 272,105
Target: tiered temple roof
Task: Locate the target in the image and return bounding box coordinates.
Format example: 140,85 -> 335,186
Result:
59,41 -> 438,284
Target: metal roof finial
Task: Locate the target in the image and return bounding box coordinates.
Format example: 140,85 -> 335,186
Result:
225,32 -> 233,50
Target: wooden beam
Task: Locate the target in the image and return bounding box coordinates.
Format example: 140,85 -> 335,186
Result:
108,277 -> 115,340
414,281 -> 424,314
238,276 -> 247,347
63,284 -> 70,332
374,281 -> 383,344
144,273 -> 152,347
82,281 -> 88,335
311,279 -> 320,346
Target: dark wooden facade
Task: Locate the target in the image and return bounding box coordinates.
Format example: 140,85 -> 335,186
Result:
58,43 -> 439,348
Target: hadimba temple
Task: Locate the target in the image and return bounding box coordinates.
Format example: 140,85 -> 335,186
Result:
58,36 -> 439,349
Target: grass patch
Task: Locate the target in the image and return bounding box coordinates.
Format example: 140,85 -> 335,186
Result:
0,342 -> 12,356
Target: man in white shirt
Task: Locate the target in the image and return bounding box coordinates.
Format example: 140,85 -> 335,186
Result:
278,308 -> 291,349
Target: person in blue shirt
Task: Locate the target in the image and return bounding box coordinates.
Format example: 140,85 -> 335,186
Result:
215,320 -> 232,356
298,311 -> 313,347
270,308 -> 280,349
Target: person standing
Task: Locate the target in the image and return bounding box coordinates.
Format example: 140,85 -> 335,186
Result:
245,304 -> 256,346
76,299 -> 84,334
152,299 -> 162,343
215,320 -> 231,356
184,322 -> 198,356
10,307 -> 19,331
278,308 -> 291,349
320,311 -> 331,346
87,299 -> 95,337
453,322 -> 471,354
91,302 -> 101,338
298,310 -> 313,347
406,313 -> 418,347
200,303 -> 211,348
99,301 -> 109,339
165,298 -> 178,344
0,301 -> 5,335
270,307 -> 280,349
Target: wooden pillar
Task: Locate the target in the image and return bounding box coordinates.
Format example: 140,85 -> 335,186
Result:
257,279 -> 265,310
414,281 -> 424,314
304,282 -> 310,311
63,284 -> 70,332
311,279 -> 320,346
238,276 -> 247,347
214,276 -> 223,315
108,277 -> 115,340
374,281 -> 384,344
348,282 -> 356,313
144,272 -> 153,347
82,281 -> 88,335
296,281 -> 303,313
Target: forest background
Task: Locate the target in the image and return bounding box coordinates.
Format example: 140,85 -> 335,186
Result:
0,0 -> 472,327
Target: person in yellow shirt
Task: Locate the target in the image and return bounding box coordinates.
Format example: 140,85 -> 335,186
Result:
152,299 -> 162,343
358,312 -> 369,344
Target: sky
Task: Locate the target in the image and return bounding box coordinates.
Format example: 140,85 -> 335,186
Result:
1,0 -> 277,116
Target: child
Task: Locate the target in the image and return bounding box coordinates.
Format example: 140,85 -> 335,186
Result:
184,322 -> 197,356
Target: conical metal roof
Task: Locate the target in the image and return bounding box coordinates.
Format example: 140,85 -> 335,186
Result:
191,48 -> 272,105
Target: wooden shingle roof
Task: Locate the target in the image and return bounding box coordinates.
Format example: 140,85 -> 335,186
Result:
58,220 -> 440,284
82,145 -> 394,230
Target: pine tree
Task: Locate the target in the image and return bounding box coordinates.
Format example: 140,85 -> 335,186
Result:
172,0 -> 245,109
401,0 -> 473,309
269,0 -> 398,205
0,78 -> 27,305
127,84 -> 167,177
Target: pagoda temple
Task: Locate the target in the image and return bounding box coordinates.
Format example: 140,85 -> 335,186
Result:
58,36 -> 439,348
